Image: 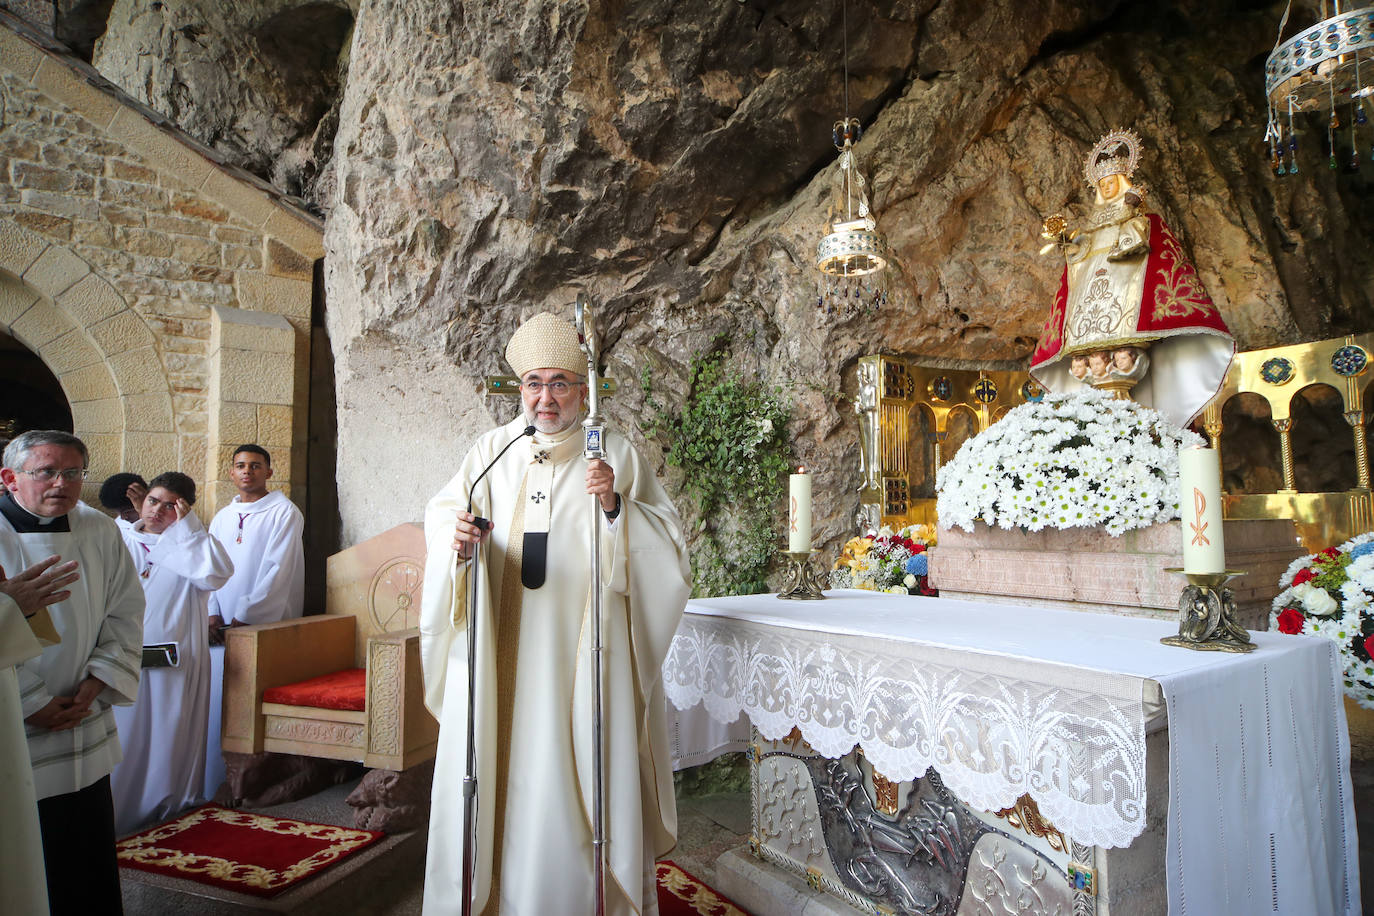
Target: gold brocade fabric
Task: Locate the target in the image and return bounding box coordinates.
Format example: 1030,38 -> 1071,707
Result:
1061,212 -> 1152,357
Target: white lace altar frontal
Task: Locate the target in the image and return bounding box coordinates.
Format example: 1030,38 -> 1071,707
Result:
662,590 -> 1358,914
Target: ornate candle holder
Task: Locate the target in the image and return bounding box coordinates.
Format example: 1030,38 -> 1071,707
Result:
1159,568 -> 1256,653
778,550 -> 827,600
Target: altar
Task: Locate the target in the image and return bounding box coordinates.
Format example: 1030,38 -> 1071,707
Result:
663,589 -> 1359,916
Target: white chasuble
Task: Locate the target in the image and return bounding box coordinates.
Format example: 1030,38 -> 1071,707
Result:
204,489 -> 304,799
420,415 -> 691,916
0,592 -> 49,913
5,503 -> 145,800
112,512 -> 233,833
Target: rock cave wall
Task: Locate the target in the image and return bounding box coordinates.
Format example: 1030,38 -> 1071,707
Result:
9,0 -> 1373,566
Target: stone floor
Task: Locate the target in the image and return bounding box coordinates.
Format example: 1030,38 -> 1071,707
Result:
119,778 -> 752,915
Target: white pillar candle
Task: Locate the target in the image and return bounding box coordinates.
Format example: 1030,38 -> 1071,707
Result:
788,467 -> 812,553
1179,446 -> 1225,574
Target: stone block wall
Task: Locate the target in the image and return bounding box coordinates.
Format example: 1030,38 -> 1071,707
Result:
0,16 -> 322,517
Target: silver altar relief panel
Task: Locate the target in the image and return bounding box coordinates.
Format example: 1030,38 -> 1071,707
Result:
750,733 -> 1093,916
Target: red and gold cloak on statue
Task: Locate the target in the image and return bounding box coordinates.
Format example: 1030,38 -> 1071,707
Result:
1029,212 -> 1234,428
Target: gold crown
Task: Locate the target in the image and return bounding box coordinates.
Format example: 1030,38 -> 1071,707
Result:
1084,128 -> 1142,189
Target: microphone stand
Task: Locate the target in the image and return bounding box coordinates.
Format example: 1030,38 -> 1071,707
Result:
576,293 -> 608,916
460,424 -> 534,916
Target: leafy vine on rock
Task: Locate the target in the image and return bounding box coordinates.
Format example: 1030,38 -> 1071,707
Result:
646,346 -> 792,597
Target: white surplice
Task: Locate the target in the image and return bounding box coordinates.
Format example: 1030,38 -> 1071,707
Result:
420,416 -> 690,916
112,511 -> 233,834
6,502 -> 144,800
203,489 -> 304,799
0,592 -> 49,914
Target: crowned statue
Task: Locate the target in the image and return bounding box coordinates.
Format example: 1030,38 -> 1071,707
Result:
1029,128 -> 1235,428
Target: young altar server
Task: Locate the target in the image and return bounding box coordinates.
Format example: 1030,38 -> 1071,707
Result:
111,472 -> 233,833
1,430 -> 144,914
0,553 -> 81,916
204,444 -> 304,799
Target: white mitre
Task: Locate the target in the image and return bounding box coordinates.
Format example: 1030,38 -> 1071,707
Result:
505,311 -> 585,377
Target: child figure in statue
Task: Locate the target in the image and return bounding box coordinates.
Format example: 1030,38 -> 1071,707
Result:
1028,127 -> 1235,428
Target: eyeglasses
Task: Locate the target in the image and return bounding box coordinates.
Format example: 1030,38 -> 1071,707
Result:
520,380 -> 578,395
19,467 -> 88,483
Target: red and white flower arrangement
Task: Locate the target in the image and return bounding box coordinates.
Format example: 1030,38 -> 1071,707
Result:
1271,532 -> 1374,708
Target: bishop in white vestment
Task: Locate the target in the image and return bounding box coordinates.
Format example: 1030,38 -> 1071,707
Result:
204,445 -> 305,799
420,312 -> 691,916
112,473 -> 233,833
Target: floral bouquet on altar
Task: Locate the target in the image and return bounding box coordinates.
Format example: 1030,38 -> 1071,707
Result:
1272,533 -> 1374,708
935,389 -> 1202,536
831,524 -> 938,595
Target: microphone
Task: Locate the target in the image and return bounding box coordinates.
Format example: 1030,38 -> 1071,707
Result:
466,425 -> 537,528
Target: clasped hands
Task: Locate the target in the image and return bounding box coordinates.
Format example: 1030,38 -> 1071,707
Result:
26,675 -> 106,732
0,554 -> 98,732
452,459 -> 618,559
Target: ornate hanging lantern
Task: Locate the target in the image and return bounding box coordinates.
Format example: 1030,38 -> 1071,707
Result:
816,118 -> 889,280
814,0 -> 894,316
1265,3 -> 1374,174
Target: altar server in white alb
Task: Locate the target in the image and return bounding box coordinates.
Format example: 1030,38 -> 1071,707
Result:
0,553 -> 81,915
204,444 -> 304,799
112,471 -> 233,833
1,429 -> 144,914
420,311 -> 691,915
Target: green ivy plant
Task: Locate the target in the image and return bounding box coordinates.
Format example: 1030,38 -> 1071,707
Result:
646,347 -> 792,597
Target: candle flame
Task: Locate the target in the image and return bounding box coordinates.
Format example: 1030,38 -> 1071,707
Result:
797,465 -> 806,474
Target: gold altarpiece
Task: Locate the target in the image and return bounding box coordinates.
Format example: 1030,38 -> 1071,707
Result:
854,355 -> 1039,532
861,333 -> 1374,550
1204,332 -> 1373,550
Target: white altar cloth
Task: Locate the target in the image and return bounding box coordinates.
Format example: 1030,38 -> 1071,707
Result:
662,590 -> 1358,915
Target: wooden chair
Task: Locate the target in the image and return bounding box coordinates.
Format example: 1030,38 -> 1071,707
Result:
221,523 -> 437,771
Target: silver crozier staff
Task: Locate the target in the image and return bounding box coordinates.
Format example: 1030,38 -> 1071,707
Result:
576,293 -> 609,916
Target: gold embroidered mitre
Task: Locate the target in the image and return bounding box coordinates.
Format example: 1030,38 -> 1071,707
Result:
505,312 -> 586,378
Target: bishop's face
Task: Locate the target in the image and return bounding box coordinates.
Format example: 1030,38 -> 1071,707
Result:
520,368 -> 587,434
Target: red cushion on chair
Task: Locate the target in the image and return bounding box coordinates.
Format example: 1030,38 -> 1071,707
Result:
263,668 -> 367,711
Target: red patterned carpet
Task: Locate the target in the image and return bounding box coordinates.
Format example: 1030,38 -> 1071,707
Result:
657,860 -> 750,916
116,804 -> 384,898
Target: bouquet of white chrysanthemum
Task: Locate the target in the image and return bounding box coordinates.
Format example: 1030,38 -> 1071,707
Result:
1272,532 -> 1374,708
935,389 -> 1203,537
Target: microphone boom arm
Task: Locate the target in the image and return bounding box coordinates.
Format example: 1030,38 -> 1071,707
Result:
460,423 -> 534,916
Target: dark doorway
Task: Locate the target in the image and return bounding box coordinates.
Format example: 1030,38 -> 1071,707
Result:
0,329 -> 72,440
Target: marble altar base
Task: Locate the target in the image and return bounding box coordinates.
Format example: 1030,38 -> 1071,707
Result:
930,519 -> 1300,630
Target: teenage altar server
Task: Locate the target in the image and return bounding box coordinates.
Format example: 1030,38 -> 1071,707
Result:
0,553 -> 80,915
204,444 -> 304,799
420,312 -> 690,915
112,471 -> 233,833
1,430 -> 144,914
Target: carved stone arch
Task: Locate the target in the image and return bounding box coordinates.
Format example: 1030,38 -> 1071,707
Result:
0,218 -> 176,494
